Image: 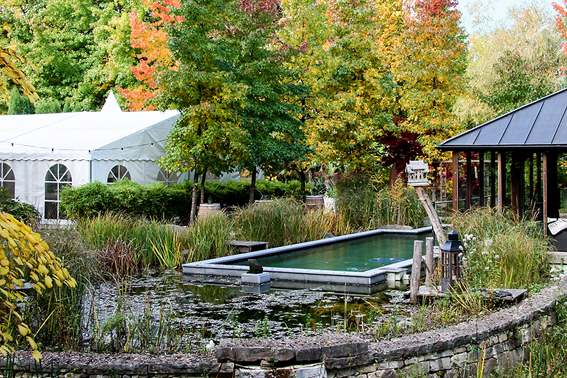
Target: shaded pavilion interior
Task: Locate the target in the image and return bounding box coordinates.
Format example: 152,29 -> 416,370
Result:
437,88 -> 567,238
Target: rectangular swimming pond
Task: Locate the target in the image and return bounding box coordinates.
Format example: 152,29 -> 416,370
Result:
182,227 -> 436,294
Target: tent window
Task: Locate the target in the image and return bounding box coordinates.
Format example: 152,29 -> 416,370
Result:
0,163 -> 15,199
45,164 -> 72,219
108,165 -> 131,183
157,169 -> 178,187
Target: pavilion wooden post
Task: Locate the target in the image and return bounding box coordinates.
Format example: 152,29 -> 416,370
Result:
498,152 -> 504,214
465,151 -> 472,209
490,151 -> 496,208
479,152 -> 485,207
452,152 -> 459,212
543,153 -> 548,236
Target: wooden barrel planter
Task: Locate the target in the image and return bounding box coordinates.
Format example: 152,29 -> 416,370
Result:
198,203 -> 221,218
305,195 -> 324,209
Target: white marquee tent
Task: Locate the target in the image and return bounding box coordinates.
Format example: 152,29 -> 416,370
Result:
0,92 -> 184,219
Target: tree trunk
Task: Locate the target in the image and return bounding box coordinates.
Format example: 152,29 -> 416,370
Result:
300,170 -> 306,202
389,164 -> 398,187
200,168 -> 208,204
190,172 -> 200,224
249,168 -> 257,205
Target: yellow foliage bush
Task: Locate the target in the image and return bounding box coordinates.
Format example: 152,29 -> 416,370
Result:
0,212 -> 76,361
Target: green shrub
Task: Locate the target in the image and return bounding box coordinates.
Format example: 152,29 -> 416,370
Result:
0,187 -> 41,226
60,180 -> 192,221
204,180 -> 304,206
453,208 -> 550,289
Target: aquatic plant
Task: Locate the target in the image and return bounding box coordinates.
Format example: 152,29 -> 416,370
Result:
233,198 -> 340,247
453,208 -> 550,289
336,177 -> 425,231
185,212 -> 235,262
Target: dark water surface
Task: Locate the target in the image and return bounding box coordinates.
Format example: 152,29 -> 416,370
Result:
236,233 -> 431,272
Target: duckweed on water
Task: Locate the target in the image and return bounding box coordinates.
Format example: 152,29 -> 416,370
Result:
83,270 -> 435,353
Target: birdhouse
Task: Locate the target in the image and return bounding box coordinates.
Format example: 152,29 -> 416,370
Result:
406,160 -> 430,187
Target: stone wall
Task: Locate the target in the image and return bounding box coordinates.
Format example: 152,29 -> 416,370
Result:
2,277 -> 566,378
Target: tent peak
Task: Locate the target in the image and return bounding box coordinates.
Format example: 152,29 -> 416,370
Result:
101,91 -> 122,113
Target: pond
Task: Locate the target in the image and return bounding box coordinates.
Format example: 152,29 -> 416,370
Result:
85,270 -> 419,353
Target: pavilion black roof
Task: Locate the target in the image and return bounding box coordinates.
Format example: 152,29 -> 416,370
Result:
438,88 -> 567,151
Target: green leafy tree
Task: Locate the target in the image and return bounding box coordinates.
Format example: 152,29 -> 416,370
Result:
34,98 -> 62,114
307,0 -> 402,172
7,88 -> 34,114
456,2 -> 565,124
230,0 -> 310,203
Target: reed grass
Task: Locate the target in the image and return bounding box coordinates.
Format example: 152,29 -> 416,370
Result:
336,179 -> 425,231
185,212 -> 235,262
453,208 -> 550,289
233,198 -> 340,247
77,213 -> 188,267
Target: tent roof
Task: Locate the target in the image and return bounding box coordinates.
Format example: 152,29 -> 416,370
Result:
0,95 -> 179,161
438,88 -> 567,151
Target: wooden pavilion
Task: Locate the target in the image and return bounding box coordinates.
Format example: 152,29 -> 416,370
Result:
437,88 -> 567,236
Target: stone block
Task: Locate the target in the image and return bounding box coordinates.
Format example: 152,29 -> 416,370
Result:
235,367 -> 268,378
499,333 -> 508,343
296,363 -> 327,378
429,357 -> 451,372
375,361 -> 404,370
377,370 -> 398,378
241,272 -> 271,284
359,365 -> 377,374
451,352 -> 468,367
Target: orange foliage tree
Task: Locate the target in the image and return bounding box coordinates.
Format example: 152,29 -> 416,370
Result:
118,0 -> 181,111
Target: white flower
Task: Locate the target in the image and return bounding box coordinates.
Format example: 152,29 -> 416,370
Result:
484,238 -> 493,247
481,251 -> 488,256
494,255 -> 499,259
485,266 -> 490,271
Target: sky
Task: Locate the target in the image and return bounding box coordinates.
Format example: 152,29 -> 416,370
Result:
456,0 -> 558,35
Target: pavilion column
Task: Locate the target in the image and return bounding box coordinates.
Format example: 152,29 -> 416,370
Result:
490,151 -> 496,208
479,152 -> 485,207
452,151 -> 459,212
547,152 -> 560,219
543,153 -> 548,235
510,152 -> 525,216
465,151 -> 472,210
498,151 -> 504,214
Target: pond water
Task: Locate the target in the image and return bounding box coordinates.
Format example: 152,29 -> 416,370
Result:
85,270 -> 416,353
234,233 -> 431,272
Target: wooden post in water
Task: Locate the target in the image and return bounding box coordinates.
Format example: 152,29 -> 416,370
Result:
425,237 -> 435,287
410,240 -> 424,304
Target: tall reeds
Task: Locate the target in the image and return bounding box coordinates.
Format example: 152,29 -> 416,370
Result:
453,208 -> 550,289
336,179 -> 425,231
233,198 -> 339,247
185,212 -> 235,262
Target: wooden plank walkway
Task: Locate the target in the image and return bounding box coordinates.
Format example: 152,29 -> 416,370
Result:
230,240 -> 269,253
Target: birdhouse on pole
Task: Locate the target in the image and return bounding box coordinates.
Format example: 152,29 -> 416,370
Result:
406,160 -> 430,187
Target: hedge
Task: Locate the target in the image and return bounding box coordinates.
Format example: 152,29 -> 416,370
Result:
60,179 -> 305,220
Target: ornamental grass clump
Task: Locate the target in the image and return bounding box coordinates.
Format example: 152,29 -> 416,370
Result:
185,212 -> 235,262
233,198 -> 338,247
453,208 -> 550,289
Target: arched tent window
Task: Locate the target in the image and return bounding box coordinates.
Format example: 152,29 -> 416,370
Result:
45,164 -> 72,219
107,165 -> 131,183
157,168 -> 178,187
0,163 -> 15,199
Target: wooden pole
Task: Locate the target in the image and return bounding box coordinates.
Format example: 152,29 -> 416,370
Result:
452,151 -> 459,212
498,152 -> 504,215
490,151 -> 496,208
543,153 -> 548,236
425,237 -> 435,288
466,151 -> 472,209
479,151 -> 485,207
415,186 -> 447,246
410,240 -> 424,304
